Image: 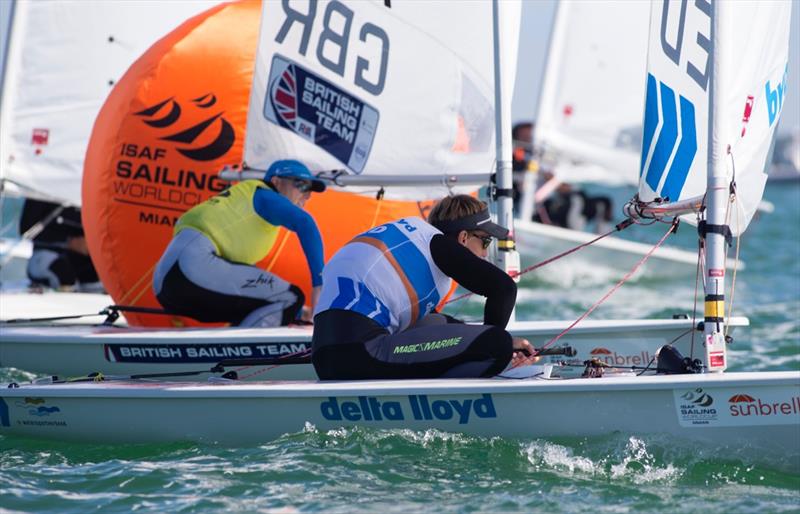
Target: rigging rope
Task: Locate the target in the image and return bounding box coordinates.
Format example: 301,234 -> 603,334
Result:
444,218 -> 635,306
535,219 -> 680,353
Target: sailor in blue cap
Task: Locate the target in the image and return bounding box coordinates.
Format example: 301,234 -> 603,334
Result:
153,159 -> 326,327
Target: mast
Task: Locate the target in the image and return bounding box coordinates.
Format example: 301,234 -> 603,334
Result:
0,0 -> 22,195
491,0 -> 520,282
702,0 -> 727,373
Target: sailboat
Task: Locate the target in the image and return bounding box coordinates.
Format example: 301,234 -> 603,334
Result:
513,0 -> 744,280
0,0 -> 749,381
0,0 -> 222,294
0,0 -> 796,471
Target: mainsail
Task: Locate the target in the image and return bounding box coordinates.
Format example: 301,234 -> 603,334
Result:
631,0 -> 792,371
638,0 -> 791,236
0,0 -> 221,206
534,0 -> 651,187
245,0 -> 520,199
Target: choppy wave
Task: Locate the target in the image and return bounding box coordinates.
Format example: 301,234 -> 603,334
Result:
1,428 -> 798,513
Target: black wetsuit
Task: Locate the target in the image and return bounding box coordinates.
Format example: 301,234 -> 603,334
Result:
312,234 -> 515,380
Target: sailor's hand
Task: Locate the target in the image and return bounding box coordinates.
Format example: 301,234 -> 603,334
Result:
510,337 -> 540,368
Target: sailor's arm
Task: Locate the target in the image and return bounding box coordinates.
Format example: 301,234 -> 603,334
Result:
429,234 -> 516,328
253,189 -> 325,289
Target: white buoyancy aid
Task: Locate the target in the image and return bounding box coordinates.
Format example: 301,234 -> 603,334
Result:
315,217 -> 452,334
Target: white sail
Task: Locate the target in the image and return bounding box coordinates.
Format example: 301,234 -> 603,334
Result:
245,0 -> 520,199
0,0 -> 221,206
534,0 -> 650,186
638,0 -> 791,236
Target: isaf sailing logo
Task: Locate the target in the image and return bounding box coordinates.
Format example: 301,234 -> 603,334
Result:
134,93 -> 235,161
677,387 -> 717,425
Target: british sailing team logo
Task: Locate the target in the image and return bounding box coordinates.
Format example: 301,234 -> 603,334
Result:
272,63 -> 301,132
264,55 -> 379,174
639,73 -> 698,202
134,93 -> 235,161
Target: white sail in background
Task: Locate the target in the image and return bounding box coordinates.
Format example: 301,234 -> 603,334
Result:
534,0 -> 650,186
638,0 -> 791,236
0,0 -> 221,206
245,0 -> 520,199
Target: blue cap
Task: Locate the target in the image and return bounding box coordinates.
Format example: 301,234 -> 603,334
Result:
263,159 -> 326,192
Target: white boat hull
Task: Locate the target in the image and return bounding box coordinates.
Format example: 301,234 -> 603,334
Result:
1,371 -> 797,470
0,317 -> 749,381
0,290 -> 116,322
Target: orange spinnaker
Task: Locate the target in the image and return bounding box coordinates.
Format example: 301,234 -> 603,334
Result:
82,0 -> 436,327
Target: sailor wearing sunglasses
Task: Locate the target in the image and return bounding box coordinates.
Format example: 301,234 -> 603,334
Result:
312,194 -> 536,380
153,159 -> 326,327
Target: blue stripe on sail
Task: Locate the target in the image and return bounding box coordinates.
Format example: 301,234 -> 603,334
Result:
645,82 -> 678,194
361,223 -> 439,319
661,96 -> 697,202
640,73 -> 659,178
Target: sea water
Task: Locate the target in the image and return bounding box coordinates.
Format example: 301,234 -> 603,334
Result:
1,183 -> 798,513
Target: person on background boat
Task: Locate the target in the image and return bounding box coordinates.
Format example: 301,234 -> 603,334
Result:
532,172 -> 614,233
512,120 -> 614,233
311,194 -> 537,380
153,159 -> 326,327
19,198 -> 103,292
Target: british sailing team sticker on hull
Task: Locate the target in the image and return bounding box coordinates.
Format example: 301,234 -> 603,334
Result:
264,55 -> 379,173
674,387 -> 800,427
104,342 -> 310,363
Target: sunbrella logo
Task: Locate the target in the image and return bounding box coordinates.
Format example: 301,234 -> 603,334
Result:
590,347 -> 654,366
134,93 -> 235,162
729,393 -> 800,417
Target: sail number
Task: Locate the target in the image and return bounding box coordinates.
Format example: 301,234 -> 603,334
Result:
275,0 -> 389,96
659,0 -> 711,92
766,64 -> 788,127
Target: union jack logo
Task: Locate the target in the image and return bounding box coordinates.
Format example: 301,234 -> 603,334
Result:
272,64 -> 298,129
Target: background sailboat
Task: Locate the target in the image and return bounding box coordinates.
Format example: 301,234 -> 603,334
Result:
0,0 -> 222,301
513,0 -> 743,282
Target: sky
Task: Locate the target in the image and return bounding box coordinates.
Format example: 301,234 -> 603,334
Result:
2,0 -> 798,134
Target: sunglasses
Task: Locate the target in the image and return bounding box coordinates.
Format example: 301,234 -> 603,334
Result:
292,179 -> 313,193
469,232 -> 493,249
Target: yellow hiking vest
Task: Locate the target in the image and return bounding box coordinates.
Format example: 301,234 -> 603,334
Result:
175,180 -> 278,264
